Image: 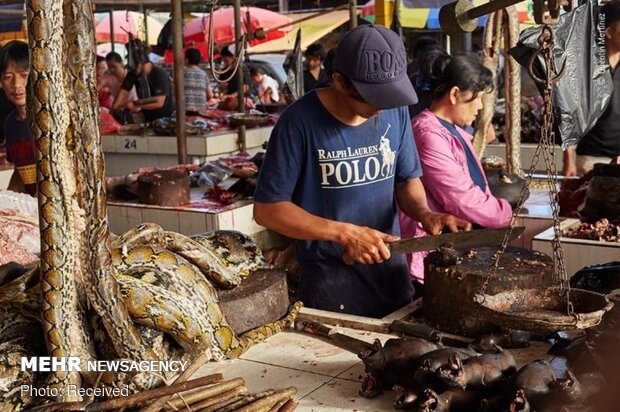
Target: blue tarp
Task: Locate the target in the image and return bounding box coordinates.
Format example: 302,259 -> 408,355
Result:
0,4 -> 24,33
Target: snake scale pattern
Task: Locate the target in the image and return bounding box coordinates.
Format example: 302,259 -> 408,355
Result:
0,0 -> 303,408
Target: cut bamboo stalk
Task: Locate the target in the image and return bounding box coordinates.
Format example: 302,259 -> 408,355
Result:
214,389 -> 276,412
267,397 -> 289,412
235,387 -> 297,412
186,386 -> 248,411
164,378 -> 245,410
197,394 -> 246,412
84,374 -> 223,411
143,352 -> 211,412
277,398 -> 298,412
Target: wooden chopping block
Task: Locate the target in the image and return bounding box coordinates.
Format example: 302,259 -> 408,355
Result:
217,269 -> 290,335
137,169 -> 190,206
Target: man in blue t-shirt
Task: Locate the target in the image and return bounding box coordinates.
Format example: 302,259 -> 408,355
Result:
254,25 -> 471,318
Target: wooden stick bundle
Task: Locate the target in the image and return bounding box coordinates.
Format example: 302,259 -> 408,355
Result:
236,387 -> 297,412
163,378 -> 246,410
186,386 -> 248,411
277,398 -> 299,412
198,393 -> 248,412
144,351 -> 211,412
214,389 -> 276,412
86,374 -> 224,411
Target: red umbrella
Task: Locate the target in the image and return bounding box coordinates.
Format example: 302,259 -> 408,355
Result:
184,6 -> 292,47
95,11 -> 163,44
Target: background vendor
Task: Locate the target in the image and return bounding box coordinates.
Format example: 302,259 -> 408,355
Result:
254,25 -> 470,318
400,53 -> 512,287
111,39 -> 174,122
0,41 -> 36,196
563,0 -> 620,176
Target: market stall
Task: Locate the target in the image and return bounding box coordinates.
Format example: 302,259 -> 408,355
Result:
102,126 -> 273,175
3,0 -> 620,409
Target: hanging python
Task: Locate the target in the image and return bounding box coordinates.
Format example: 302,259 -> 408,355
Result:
0,0 -> 301,409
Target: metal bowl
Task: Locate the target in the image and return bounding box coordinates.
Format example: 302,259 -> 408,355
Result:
474,287 -> 613,332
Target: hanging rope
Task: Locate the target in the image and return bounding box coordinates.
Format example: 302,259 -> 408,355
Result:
202,0 -> 247,84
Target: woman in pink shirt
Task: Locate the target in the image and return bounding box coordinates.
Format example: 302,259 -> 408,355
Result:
400,53 -> 512,287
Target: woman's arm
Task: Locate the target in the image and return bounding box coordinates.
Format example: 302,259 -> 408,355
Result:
396,178 -> 471,234
415,129 -> 512,228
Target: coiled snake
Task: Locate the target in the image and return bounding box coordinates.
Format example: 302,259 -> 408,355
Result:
11,0 -> 302,407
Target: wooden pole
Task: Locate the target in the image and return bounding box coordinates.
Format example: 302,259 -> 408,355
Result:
234,0 -> 246,152
109,8 -> 115,50
349,0 -> 357,29
142,4 -> 149,44
171,0 -> 187,164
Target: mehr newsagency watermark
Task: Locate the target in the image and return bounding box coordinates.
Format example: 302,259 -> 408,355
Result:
20,356 -> 189,398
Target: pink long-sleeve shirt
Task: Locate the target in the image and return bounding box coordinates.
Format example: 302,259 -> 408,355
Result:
399,109 -> 512,283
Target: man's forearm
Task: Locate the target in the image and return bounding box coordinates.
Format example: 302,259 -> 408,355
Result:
111,89 -> 130,110
136,96 -> 166,110
254,201 -> 349,244
395,178 -> 433,222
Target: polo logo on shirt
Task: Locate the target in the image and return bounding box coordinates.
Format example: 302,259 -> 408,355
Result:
317,124 -> 396,189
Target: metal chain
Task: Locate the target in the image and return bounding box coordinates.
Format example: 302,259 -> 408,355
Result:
479,24 -> 573,315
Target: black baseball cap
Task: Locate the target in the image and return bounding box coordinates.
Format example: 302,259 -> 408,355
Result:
334,24 -> 418,109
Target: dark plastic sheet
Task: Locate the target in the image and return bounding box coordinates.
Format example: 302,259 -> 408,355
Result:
510,0 -> 613,148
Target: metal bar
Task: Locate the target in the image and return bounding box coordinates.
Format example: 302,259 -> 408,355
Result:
261,4 -> 350,36
278,0 -> 288,13
171,0 -> 187,164
463,32 -> 472,52
465,0 -> 524,20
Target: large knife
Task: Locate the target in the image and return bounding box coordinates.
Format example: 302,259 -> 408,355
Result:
389,226 -> 525,254
344,227 -> 525,264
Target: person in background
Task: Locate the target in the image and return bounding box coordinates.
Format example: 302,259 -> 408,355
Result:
96,55 -> 114,108
408,44 -> 446,119
112,39 -> 174,122
400,53 -> 512,290
184,48 -> 214,114
103,52 -> 138,110
250,67 -> 280,104
219,46 -> 250,96
253,25 -> 470,318
314,47 -> 337,89
407,36 -> 440,77
0,41 -> 36,196
323,48 -> 336,79
303,43 -> 328,93
0,86 -> 16,148
563,0 -> 620,176
218,46 -> 251,110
